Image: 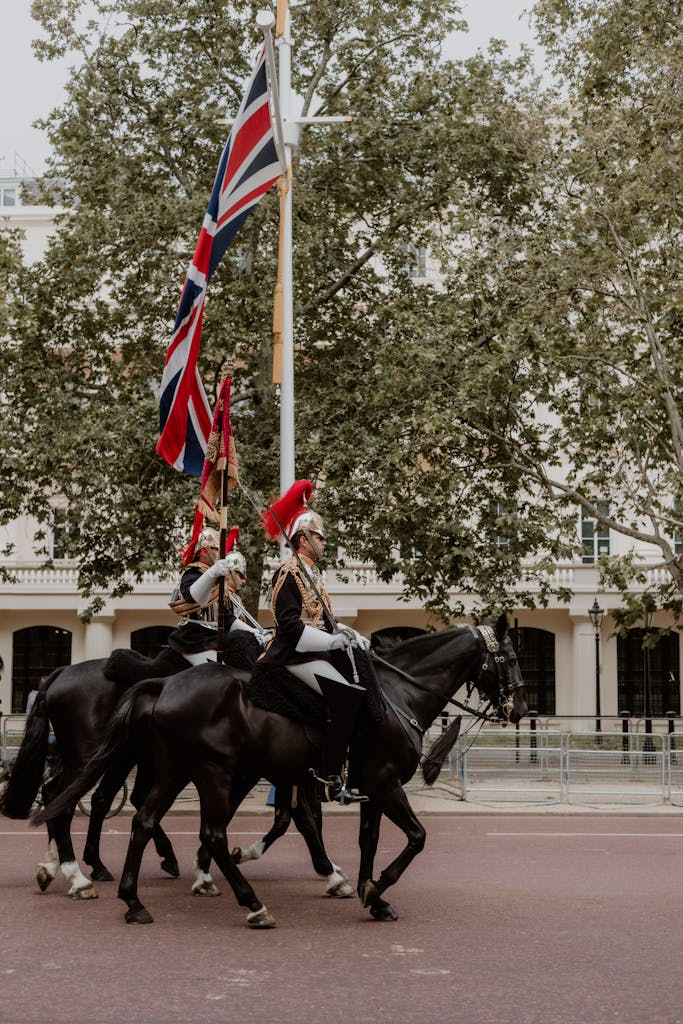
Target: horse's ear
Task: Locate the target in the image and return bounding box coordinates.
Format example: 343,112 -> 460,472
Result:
495,613 -> 509,641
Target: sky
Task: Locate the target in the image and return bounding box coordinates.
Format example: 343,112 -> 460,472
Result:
2,0 -> 538,175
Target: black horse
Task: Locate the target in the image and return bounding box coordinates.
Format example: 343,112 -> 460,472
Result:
0,652 -> 186,898
3,644 -> 354,901
37,615 -> 526,926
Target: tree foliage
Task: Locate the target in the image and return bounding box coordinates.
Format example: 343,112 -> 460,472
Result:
3,0 -> 681,622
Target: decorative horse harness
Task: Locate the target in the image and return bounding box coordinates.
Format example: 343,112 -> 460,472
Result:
371,624 -> 523,747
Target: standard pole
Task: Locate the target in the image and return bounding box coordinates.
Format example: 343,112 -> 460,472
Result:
276,3 -> 296,560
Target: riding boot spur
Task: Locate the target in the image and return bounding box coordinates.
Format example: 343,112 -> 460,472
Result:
310,676 -> 368,805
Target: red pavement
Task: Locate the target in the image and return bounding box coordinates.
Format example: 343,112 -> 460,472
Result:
1,813 -> 683,1024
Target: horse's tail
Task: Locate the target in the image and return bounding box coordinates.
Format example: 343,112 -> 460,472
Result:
31,677 -> 165,827
0,667 -> 65,819
421,715 -> 462,786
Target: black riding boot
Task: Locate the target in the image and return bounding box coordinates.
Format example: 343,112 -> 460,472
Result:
311,677 -> 368,805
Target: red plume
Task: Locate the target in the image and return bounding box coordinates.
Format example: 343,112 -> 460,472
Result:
225,526 -> 240,554
261,479 -> 313,541
180,506 -> 205,567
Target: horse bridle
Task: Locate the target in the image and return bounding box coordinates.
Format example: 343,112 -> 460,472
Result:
461,624 -> 524,722
371,624 -> 522,741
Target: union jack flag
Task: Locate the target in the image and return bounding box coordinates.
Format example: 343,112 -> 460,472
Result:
157,45 -> 282,475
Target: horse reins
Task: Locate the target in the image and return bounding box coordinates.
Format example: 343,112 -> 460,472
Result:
371,624 -> 520,734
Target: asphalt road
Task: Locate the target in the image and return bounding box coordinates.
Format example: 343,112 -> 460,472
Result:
2,813 -> 683,1024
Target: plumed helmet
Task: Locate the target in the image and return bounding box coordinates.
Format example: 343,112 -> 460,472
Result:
196,528 -> 219,552
261,479 -> 325,541
223,550 -> 247,577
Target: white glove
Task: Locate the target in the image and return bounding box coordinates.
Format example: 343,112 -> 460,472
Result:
295,624 -> 344,653
349,628 -> 371,651
188,560 -> 231,606
229,619 -> 262,638
328,631 -> 355,651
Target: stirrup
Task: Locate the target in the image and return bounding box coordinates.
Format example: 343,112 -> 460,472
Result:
309,770 -> 368,805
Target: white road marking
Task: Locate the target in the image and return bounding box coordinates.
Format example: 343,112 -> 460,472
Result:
488,832 -> 683,838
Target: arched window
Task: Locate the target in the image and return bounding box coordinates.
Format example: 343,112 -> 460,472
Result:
617,629 -> 680,717
512,626 -> 556,716
12,626 -> 72,713
130,626 -> 174,660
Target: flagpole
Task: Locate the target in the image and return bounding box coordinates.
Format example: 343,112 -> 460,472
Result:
275,1 -> 295,509
215,356 -> 235,664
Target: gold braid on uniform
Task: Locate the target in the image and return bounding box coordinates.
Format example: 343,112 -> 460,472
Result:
271,555 -> 331,629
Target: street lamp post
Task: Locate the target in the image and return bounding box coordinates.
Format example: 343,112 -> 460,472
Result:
588,599 -> 604,736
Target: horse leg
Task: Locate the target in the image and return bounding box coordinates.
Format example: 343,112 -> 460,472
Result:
82,760 -> 133,882
34,771 -> 96,899
34,772 -> 63,891
231,785 -> 293,865
129,761 -> 181,878
193,772 -> 258,896
118,778 -> 183,925
53,808 -> 98,899
195,764 -> 276,929
290,784 -> 354,898
358,786 -> 426,923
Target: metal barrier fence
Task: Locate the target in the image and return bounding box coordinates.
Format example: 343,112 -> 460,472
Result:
430,717 -> 683,805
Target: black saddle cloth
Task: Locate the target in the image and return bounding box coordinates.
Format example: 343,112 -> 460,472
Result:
104,633 -> 261,686
247,647 -> 386,730
103,646 -> 189,685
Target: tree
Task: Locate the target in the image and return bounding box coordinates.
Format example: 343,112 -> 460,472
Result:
3,0 -> 551,616
306,0 -> 683,621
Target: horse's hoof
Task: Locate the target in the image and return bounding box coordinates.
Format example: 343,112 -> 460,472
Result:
125,907 -> 154,924
70,885 -> 98,901
359,879 -> 380,908
370,901 -> 398,922
230,846 -> 242,864
90,866 -> 115,882
192,881 -> 220,897
160,858 -> 180,878
246,906 -> 276,929
35,866 -> 54,892
327,879 -> 355,899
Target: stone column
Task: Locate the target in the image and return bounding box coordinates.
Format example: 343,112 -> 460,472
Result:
568,611 -> 596,720
80,608 -> 115,661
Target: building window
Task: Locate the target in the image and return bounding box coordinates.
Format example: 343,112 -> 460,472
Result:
494,500 -> 513,549
51,509 -> 70,561
617,628 -> 680,717
673,499 -> 683,556
130,626 -> 174,659
1,188 -> 16,207
404,244 -> 428,280
11,626 -> 72,712
512,626 -> 556,716
581,503 -> 610,564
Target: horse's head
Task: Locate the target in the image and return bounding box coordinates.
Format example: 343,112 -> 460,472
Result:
474,614 -> 527,725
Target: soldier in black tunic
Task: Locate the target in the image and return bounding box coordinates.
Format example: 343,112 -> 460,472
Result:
260,489 -> 369,804
168,527 -> 266,664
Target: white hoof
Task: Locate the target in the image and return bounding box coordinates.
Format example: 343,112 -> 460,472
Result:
69,884 -> 98,900
247,905 -> 276,929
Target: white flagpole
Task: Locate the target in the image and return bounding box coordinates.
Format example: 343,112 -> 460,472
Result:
275,2 -> 296,506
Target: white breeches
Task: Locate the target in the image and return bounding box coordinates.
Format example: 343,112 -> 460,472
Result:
184,650 -> 217,666
286,660 -> 354,696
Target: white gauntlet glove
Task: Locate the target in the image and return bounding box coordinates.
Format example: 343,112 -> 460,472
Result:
295,624 -> 349,653
349,628 -> 371,651
229,619 -> 263,638
188,560 -> 231,607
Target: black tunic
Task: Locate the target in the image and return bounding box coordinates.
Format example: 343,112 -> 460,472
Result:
259,555 -> 334,667
167,564 -> 238,655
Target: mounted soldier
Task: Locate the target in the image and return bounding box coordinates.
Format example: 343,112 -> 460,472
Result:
259,480 -> 369,805
168,525 -> 267,666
